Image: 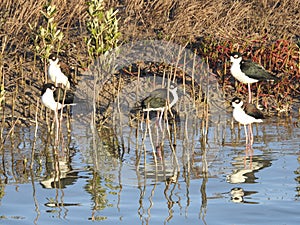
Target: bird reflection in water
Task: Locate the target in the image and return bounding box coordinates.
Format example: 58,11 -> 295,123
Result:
227,154 -> 272,184
229,187 -> 258,204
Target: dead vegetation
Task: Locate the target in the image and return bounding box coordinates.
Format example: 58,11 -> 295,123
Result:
0,0 -> 299,128
117,0 -> 300,43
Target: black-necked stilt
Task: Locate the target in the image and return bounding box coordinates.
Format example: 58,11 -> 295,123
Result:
41,83 -> 75,111
140,83 -> 178,128
231,97 -> 264,145
230,52 -> 279,103
48,54 -> 71,89
142,84 -> 178,113
230,187 -> 245,203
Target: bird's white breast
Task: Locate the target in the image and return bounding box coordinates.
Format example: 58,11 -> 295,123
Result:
230,63 -> 258,84
41,89 -> 62,111
233,107 -> 263,125
169,87 -> 178,108
48,63 -> 70,88
48,63 -> 57,83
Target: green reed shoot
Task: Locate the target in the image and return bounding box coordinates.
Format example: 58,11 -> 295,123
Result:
30,4 -> 64,63
85,0 -> 121,59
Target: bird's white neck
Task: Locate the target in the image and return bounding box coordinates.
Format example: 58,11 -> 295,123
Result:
169,87 -> 178,108
42,89 -> 62,111
230,58 -> 258,84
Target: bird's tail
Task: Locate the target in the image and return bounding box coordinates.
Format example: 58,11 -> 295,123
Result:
68,103 -> 76,106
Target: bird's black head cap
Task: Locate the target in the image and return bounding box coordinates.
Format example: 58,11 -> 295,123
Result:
49,53 -> 57,61
41,83 -> 56,96
230,52 -> 242,59
231,97 -> 242,104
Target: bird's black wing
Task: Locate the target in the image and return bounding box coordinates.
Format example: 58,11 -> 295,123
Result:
244,103 -> 264,119
241,60 -> 278,81
54,87 -> 74,104
142,88 -> 174,109
142,95 -> 167,109
60,61 -> 77,86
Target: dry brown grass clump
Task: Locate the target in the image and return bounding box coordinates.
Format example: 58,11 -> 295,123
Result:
117,0 -> 300,43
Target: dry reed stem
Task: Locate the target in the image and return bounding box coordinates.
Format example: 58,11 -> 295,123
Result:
30,98 -> 39,170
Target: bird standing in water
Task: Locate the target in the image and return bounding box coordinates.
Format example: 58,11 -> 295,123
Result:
41,83 -> 75,111
141,83 -> 178,126
231,97 -> 264,146
41,83 -> 76,144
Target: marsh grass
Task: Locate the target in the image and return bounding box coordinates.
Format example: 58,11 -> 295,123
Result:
0,0 -> 298,125
0,0 -> 299,183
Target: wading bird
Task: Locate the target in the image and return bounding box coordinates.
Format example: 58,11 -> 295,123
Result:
230,52 -> 279,103
140,83 -> 178,129
48,54 -> 71,89
41,83 -> 75,111
231,97 -> 264,146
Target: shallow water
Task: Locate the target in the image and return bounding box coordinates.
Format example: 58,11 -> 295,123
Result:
0,113 -> 300,225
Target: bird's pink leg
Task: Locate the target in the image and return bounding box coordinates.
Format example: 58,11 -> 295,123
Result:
248,83 -> 252,103
248,124 -> 254,146
244,124 -> 248,146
